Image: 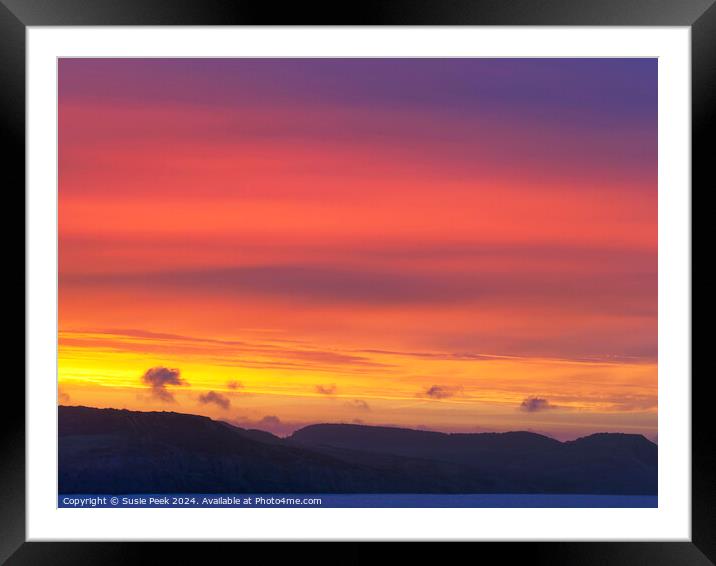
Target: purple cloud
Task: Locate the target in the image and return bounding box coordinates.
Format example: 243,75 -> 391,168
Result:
141,366 -> 187,402
520,397 -> 556,412
423,385 -> 463,400
198,390 -> 231,410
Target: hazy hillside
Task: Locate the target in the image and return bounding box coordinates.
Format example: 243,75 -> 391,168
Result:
59,406 -> 657,495
290,424 -> 657,495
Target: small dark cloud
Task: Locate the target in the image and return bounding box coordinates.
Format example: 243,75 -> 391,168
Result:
141,366 -> 187,402
226,380 -> 243,390
198,390 -> 231,410
58,391 -> 70,404
260,415 -> 281,425
423,385 -> 462,399
344,399 -> 370,411
520,397 -> 556,412
315,384 -> 337,395
352,418 -> 364,424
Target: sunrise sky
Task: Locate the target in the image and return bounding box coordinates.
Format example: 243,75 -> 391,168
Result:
58,58 -> 657,440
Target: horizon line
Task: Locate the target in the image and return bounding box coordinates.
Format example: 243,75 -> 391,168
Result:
58,404 -> 658,444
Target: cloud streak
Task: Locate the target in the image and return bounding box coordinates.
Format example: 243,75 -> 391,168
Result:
422,385 -> 463,400
62,264 -> 656,317
520,397 -> 557,413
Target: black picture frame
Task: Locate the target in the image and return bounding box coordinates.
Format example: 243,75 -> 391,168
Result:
2,1 -> 709,563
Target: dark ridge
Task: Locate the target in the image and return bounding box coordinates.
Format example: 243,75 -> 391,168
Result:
58,406 -> 657,495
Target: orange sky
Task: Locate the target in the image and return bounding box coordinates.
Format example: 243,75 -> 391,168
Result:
58,59 -> 657,440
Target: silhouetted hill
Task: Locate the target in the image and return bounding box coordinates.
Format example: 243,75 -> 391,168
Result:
58,406 -> 657,495
289,423 -> 657,495
290,424 -> 561,465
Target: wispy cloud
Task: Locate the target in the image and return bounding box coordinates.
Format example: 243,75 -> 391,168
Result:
198,390 -> 231,410
315,384 -> 337,395
59,329 -> 391,375
344,399 -> 370,411
422,385 -> 463,400
519,397 -> 556,413
62,263 -> 656,317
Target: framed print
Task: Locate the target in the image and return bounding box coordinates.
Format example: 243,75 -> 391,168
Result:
4,0 -> 710,563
